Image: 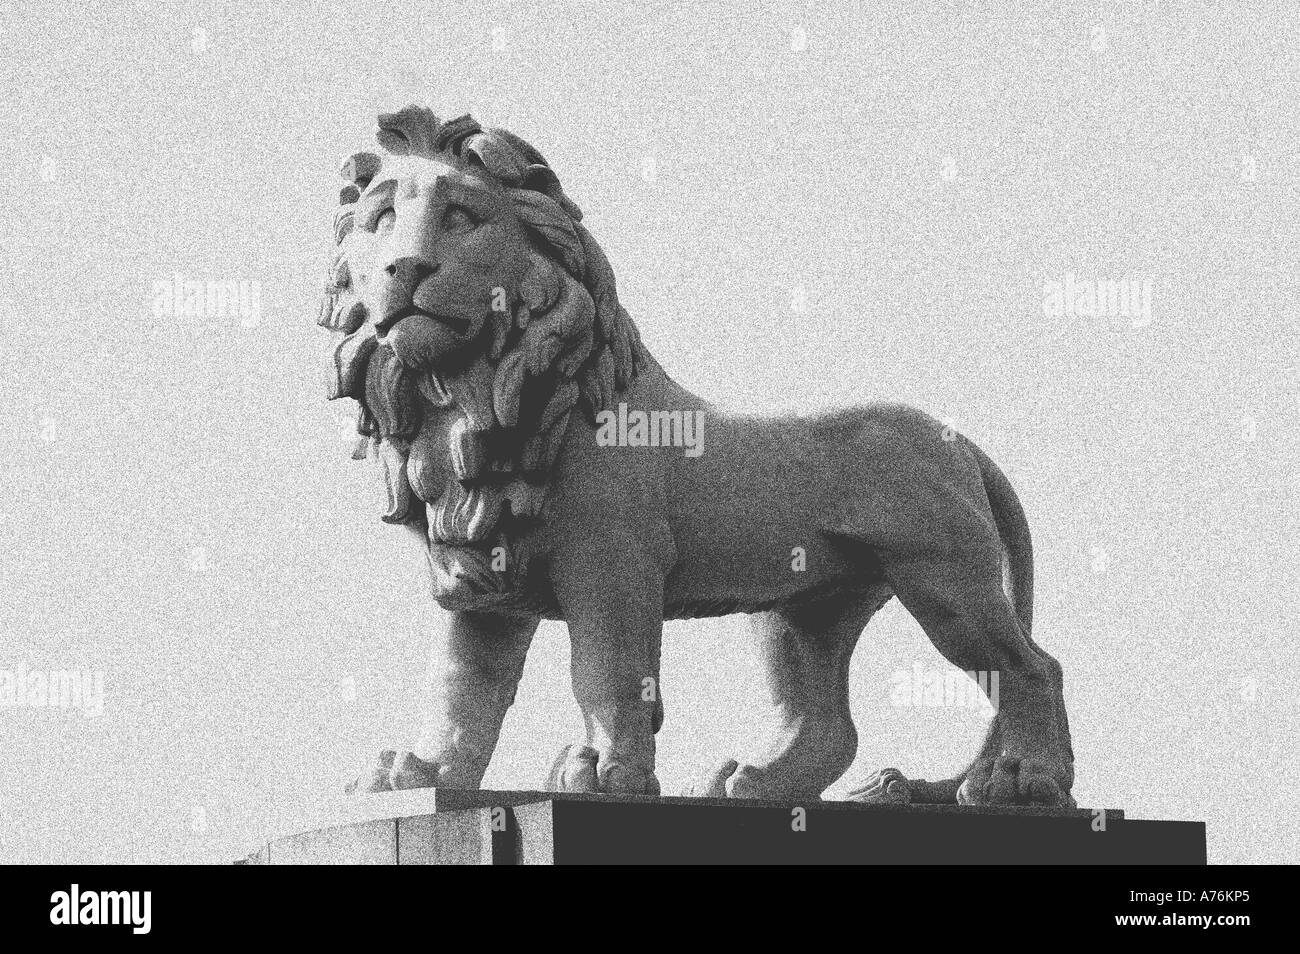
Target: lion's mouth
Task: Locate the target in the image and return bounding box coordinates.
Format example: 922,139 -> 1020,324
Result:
377,305 -> 471,338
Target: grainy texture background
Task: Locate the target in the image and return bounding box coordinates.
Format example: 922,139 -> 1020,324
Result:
0,0 -> 1295,863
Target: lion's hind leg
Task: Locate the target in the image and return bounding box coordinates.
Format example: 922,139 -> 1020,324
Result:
685,587 -> 888,799
871,532 -> 1074,807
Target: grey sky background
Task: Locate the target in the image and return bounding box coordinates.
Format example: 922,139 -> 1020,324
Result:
1,0 -> 1296,863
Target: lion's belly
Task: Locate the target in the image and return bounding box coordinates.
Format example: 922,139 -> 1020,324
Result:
658,413 -> 886,619
661,506 -> 881,618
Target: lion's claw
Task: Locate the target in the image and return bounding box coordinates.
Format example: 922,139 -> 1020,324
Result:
546,744 -> 659,795
957,755 -> 1074,807
345,749 -> 443,794
845,767 -> 912,804
681,759 -> 741,798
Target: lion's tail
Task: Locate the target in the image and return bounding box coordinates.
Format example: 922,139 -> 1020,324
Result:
966,439 -> 1034,634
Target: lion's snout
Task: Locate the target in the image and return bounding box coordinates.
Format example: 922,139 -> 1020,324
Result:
376,255 -> 440,333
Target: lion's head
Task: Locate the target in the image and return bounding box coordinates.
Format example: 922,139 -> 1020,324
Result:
317,107 -> 649,607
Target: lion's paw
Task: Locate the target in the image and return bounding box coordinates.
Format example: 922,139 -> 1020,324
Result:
681,759 -> 741,798
546,744 -> 660,795
344,749 -> 444,794
844,767 -> 913,805
681,759 -> 820,799
957,756 -> 1075,808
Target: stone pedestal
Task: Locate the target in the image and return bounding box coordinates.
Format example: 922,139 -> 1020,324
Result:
239,790 -> 1205,864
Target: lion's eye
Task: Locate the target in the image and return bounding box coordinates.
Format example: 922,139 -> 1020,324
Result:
374,208 -> 396,234
442,204 -> 479,233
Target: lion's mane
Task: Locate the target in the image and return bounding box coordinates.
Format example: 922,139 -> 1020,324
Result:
317,106 -> 649,605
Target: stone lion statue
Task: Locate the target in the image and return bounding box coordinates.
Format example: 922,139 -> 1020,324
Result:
319,106 -> 1075,807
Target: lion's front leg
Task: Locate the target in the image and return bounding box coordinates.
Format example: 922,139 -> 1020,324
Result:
347,610 -> 538,793
546,547 -> 664,796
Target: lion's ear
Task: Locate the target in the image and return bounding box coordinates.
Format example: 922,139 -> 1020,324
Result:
376,105 -> 441,157
521,164 -> 559,191
433,114 -> 483,154
521,164 -> 583,222
509,190 -> 585,276
463,133 -> 529,184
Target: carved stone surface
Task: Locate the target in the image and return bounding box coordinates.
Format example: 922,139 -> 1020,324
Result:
319,106 -> 1076,809
241,792 -> 1206,865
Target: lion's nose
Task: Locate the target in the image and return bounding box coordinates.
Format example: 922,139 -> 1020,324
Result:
377,257 -> 439,334
384,256 -> 437,284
